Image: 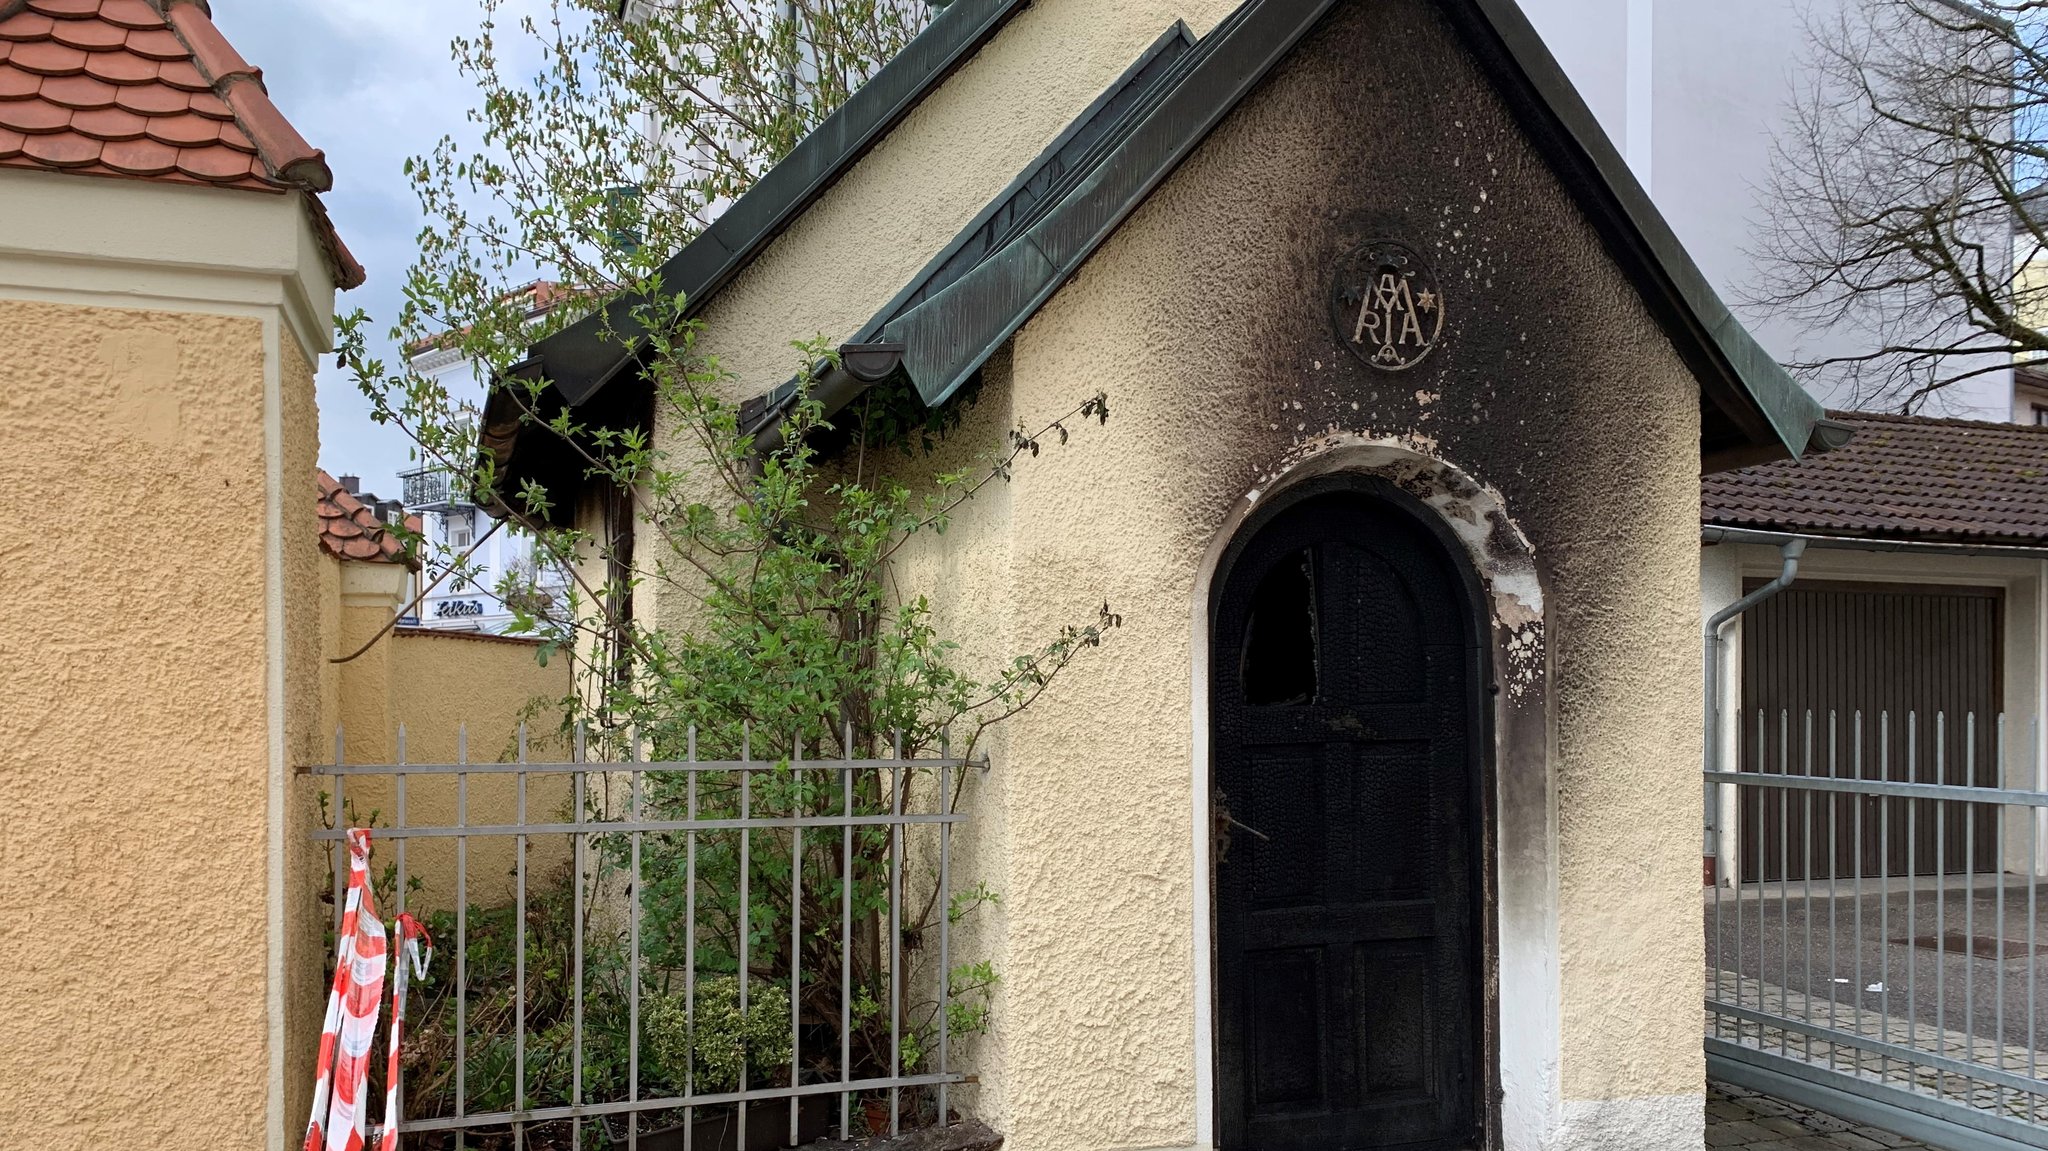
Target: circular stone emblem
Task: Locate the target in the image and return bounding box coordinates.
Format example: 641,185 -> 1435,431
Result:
1329,240 -> 1445,371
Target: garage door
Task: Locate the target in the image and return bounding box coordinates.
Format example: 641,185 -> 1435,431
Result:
1738,580 -> 2002,883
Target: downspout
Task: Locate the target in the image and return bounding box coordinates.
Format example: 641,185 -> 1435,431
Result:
1703,537 -> 1806,886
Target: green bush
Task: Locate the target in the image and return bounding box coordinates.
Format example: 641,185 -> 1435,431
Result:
644,976 -> 792,1093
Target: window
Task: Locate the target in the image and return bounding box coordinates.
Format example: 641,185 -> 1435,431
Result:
1240,548 -> 1319,706
2033,404 -> 2048,426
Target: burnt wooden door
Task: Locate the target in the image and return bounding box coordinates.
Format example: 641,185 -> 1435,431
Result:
1213,489 -> 1482,1151
1738,581 -> 2002,883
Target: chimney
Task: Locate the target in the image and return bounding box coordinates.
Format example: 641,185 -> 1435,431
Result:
337,474 -> 361,495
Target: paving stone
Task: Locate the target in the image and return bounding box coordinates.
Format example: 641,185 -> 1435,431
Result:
1705,1082 -> 1934,1150
1710,1119 -> 1781,1145
1848,1128 -> 1924,1149
1746,1097 -> 1798,1118
1800,1111 -> 1854,1133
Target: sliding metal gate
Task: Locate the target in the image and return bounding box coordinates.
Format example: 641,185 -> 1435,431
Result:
1706,709 -> 2048,1151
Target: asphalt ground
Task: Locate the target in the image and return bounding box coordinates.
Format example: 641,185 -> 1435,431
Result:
1706,879 -> 2048,1053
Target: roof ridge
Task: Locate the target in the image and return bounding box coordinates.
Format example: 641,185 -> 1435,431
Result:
1826,408 -> 2048,435
153,0 -> 333,192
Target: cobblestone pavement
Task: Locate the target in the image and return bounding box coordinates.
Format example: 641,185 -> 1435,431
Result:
1710,968 -> 2048,1122
1708,1081 -> 1933,1149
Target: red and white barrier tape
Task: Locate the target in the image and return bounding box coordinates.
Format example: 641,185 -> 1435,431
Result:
303,829 -> 431,1151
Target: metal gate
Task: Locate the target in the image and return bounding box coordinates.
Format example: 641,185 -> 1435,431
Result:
1706,708 -> 2048,1151
308,723 -> 978,1150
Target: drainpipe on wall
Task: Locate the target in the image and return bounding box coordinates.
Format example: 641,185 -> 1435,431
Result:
1702,537 -> 1807,886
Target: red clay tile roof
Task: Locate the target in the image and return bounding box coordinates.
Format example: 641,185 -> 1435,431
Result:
317,468 -> 419,568
0,0 -> 363,288
1703,411 -> 2048,549
403,280 -> 583,358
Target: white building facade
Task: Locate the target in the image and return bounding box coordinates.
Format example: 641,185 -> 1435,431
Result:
1517,0 -> 2016,420
403,309 -> 571,636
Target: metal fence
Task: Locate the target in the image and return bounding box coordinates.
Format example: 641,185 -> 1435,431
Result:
1705,709 -> 2048,1151
310,724 -> 979,1150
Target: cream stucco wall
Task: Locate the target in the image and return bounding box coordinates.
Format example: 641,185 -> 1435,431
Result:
612,2 -> 1721,1148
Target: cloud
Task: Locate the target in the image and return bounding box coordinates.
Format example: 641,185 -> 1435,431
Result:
210,0 -> 555,500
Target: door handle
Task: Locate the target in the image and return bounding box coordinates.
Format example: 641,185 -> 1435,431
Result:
1212,791 -> 1269,864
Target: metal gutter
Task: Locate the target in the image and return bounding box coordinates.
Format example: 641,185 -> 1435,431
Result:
1702,537 -> 1805,885
1702,525 -> 2048,561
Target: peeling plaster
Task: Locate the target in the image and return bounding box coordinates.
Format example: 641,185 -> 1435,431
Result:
1252,432 -> 1547,696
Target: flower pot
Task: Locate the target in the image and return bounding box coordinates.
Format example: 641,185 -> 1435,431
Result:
862,1096 -> 891,1138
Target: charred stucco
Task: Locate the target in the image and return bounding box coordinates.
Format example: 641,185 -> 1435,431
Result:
894,0 -> 1703,1146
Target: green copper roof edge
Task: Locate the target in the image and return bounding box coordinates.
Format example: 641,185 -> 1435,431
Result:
855,22 -> 1195,343
872,0 -> 1822,460
882,0 -> 1337,407
525,0 -> 1038,407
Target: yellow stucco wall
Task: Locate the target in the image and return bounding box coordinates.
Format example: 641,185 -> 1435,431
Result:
282,338 -> 330,1143
0,299 -> 277,1146
313,561 -> 573,915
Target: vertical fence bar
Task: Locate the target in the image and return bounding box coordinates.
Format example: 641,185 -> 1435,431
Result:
938,729 -> 953,1126
455,724 -> 468,1140
572,722 -> 586,1150
1995,715 -> 2007,1114
2023,716 -> 2039,1114
1803,710 -> 1815,1062
629,729 -> 643,1151
1908,711 -> 1919,1060
1967,713 -> 1979,1090
1827,711 -> 1839,1064
739,723 -> 752,1151
791,733 -> 804,1149
684,726 -> 698,1151
1749,710 -> 1763,1017
514,723 -> 528,1151
1936,712 -> 1948,1098
1879,712 -> 1892,1085
1855,711 -> 1866,1074
841,725 -> 854,1140
889,731 -> 904,1136
395,726 -> 408,922
1780,709 -> 1791,1049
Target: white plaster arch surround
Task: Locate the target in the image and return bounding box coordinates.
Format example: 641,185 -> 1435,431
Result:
1188,434 -> 1560,1151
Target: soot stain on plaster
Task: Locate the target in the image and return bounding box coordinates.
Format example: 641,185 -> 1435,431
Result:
1121,0 -> 1693,667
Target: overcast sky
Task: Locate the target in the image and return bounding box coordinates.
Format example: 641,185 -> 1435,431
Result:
210,0 -> 549,500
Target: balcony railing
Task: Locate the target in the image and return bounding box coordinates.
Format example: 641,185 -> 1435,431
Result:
400,466 -> 466,511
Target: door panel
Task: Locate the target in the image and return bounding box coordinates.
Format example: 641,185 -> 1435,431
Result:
1214,488 -> 1482,1151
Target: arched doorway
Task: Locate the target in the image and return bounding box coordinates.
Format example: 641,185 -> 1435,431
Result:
1211,479 -> 1488,1150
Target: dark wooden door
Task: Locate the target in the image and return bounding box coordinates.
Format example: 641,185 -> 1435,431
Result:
1213,489 -> 1482,1151
1738,581 -> 2002,883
